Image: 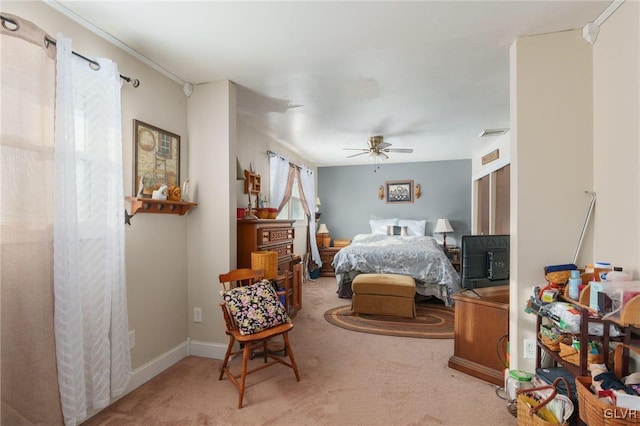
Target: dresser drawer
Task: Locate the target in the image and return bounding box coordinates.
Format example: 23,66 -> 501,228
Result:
270,242 -> 294,258
259,228 -> 294,245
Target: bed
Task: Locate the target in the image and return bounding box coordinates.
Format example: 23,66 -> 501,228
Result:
332,233 -> 460,306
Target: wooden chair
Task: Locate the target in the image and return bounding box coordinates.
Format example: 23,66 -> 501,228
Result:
218,268 -> 300,408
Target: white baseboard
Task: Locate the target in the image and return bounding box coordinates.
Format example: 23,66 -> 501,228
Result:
83,339 -> 229,423
83,340 -> 190,422
189,338 -> 228,360
127,340 -> 190,392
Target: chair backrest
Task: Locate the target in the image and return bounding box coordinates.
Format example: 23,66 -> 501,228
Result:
219,268 -> 265,292
219,268 -> 265,332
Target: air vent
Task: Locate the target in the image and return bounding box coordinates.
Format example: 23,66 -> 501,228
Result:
479,128 -> 509,138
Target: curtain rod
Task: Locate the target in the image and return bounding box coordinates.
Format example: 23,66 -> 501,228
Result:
267,149 -> 312,172
1,14 -> 140,88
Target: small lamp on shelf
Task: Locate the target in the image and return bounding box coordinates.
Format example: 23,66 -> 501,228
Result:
317,223 -> 330,248
433,218 -> 454,251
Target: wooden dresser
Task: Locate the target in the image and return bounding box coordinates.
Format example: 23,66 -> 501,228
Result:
237,219 -> 300,316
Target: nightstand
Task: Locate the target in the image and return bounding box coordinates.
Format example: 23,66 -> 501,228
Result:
445,247 -> 461,273
319,246 -> 342,277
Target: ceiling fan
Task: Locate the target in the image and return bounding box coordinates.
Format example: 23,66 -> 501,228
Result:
343,135 -> 413,160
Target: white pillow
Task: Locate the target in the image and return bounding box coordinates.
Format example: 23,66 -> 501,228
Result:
369,218 -> 398,234
398,219 -> 427,236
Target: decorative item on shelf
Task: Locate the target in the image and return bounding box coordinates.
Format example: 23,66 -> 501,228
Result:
378,185 -> 384,200
251,251 -> 278,280
317,223 -> 330,248
434,218 -> 454,251
181,178 -> 190,202
415,183 -> 421,199
167,185 -> 181,202
136,176 -> 144,198
151,184 -> 168,200
244,182 -> 257,219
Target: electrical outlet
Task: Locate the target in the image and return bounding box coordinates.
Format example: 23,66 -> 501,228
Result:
128,330 -> 135,349
194,307 -> 202,323
524,339 -> 536,359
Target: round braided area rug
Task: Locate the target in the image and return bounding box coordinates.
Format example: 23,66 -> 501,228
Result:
323,303 -> 454,339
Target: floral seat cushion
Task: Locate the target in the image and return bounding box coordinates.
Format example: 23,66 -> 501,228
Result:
222,280 -> 290,335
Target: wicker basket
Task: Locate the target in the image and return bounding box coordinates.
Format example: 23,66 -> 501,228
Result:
251,251 -> 278,280
538,332 -> 563,352
576,376 -> 640,426
545,270 -> 572,285
516,377 -> 573,426
558,341 -> 605,366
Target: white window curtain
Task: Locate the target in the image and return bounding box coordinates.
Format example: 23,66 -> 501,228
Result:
53,34 -> 130,425
269,152 -> 293,212
299,166 -> 321,266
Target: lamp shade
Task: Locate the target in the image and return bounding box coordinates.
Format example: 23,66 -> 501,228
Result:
317,223 -> 329,234
316,197 -> 321,206
433,218 -> 454,234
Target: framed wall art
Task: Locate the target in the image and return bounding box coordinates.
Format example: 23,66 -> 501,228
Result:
385,180 -> 414,204
133,120 -> 180,197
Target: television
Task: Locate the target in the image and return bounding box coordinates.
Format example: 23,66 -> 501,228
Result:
460,235 -> 510,290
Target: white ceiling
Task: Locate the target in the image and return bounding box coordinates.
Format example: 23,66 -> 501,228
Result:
51,1 -> 611,167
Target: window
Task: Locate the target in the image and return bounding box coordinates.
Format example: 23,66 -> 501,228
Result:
277,174 -> 306,221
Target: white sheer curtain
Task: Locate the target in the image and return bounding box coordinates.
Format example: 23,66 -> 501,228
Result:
269,152 -> 292,211
299,166 -> 321,266
53,34 -> 130,425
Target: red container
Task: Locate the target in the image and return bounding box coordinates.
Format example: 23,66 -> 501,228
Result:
237,208 -> 246,219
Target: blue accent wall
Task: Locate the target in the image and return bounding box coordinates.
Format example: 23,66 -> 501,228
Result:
317,159 -> 471,247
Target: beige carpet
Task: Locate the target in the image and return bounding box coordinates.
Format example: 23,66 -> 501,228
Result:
83,277 -> 517,426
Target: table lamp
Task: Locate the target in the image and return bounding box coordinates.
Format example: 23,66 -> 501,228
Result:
434,218 -> 454,251
317,223 -> 330,248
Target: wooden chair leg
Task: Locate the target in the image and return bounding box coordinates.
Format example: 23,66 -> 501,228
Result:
262,340 -> 268,363
283,333 -> 300,381
219,336 -> 235,380
238,342 -> 252,408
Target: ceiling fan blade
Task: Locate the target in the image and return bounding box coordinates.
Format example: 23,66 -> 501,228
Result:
380,152 -> 389,160
346,151 -> 370,158
385,148 -> 413,153
343,148 -> 368,151
377,142 -> 391,149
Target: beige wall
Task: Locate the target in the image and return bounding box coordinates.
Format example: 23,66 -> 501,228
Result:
508,2 -> 639,372
510,29 -> 594,371
186,81 -> 237,352
2,1 -> 190,371
592,1 -> 639,278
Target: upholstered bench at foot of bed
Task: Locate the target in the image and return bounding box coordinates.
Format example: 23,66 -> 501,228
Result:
351,273 -> 416,318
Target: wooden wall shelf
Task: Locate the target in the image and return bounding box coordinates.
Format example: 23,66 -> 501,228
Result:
126,196 -> 198,216
243,170 -> 261,195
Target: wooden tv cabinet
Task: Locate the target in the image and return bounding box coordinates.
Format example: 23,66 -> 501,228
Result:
448,285 -> 509,386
